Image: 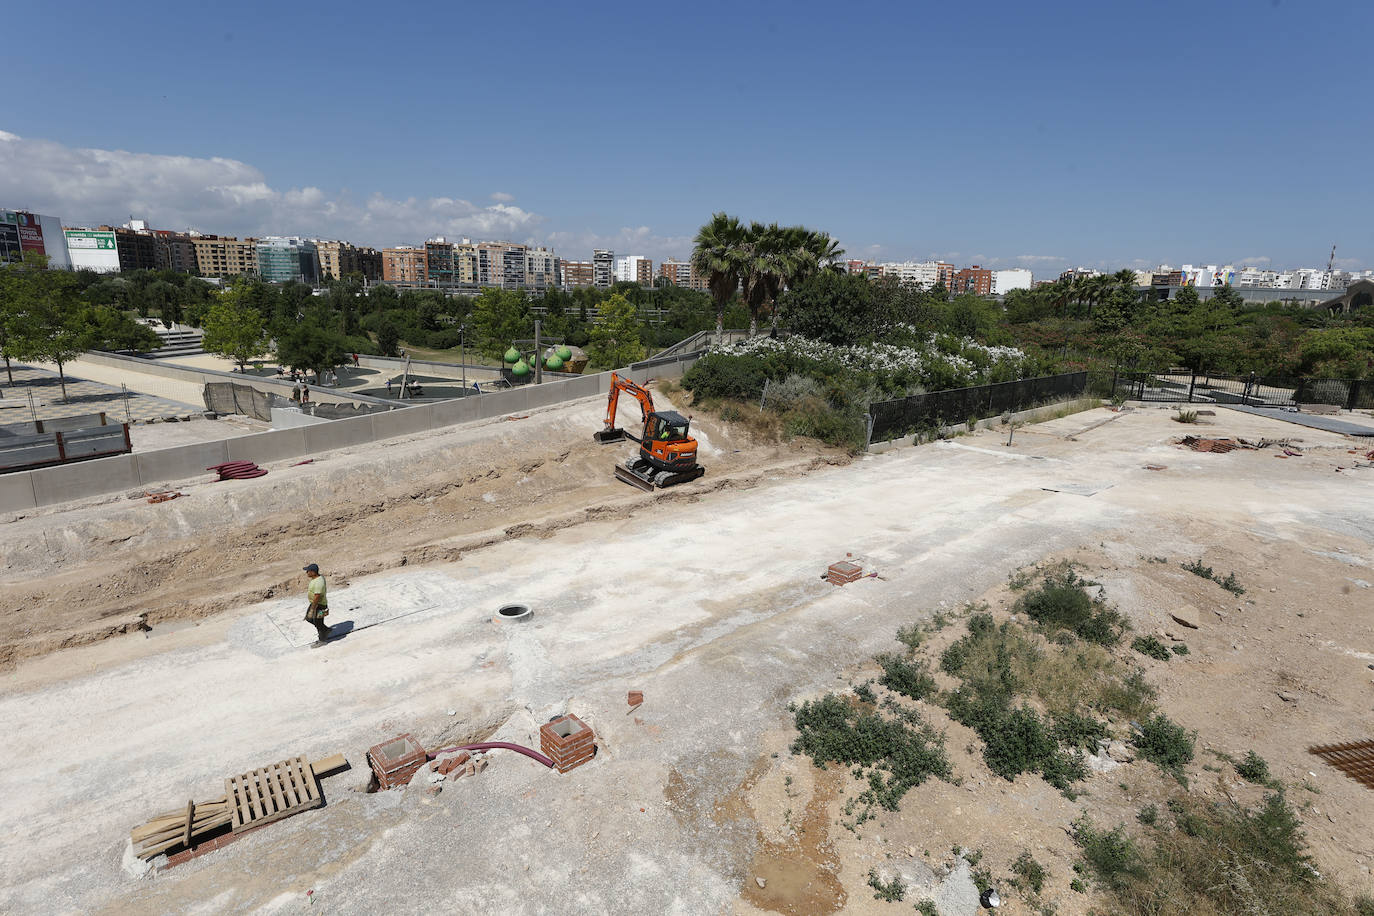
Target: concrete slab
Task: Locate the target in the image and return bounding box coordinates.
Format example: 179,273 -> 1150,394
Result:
134,441 -> 231,487
29,453 -> 140,506
369,406 -> 433,440
479,387 -> 530,418
0,471 -> 36,513
225,428 -> 310,464
302,415 -> 375,452
1222,404 -> 1374,436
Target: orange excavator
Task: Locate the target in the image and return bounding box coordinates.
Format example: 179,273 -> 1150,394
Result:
594,372 -> 705,491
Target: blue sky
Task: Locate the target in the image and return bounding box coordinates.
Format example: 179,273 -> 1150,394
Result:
3,0 -> 1371,276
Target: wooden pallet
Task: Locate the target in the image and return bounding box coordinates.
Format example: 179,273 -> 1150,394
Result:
226,755 -> 322,833
1309,739 -> 1374,790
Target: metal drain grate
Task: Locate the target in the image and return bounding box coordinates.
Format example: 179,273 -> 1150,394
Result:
1308,739 -> 1374,790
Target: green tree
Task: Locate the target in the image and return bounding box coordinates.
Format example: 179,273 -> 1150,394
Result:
469,288 -> 531,355
691,212 -> 746,337
587,293 -> 644,368
777,270 -> 879,344
6,268 -> 85,400
73,305 -> 162,353
201,286 -> 270,370
275,317 -> 349,383
375,319 -> 400,357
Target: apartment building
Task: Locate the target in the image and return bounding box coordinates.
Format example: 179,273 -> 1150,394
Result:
658,258 -> 692,287
382,246 -> 427,284
191,235 -> 258,278
425,238 -> 458,287
613,255 -> 653,285
110,226 -> 159,272
526,246 -> 560,288
153,231 -> 198,274
592,249 -> 614,289
954,265 -> 993,296
561,259 -> 594,287
257,237 -> 320,284
315,239 -> 380,281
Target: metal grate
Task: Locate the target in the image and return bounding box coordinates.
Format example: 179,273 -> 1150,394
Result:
1308,739 -> 1374,790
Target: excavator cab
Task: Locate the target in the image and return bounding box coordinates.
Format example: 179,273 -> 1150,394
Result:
648,412 -> 691,443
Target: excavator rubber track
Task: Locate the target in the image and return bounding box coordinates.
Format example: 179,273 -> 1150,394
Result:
614,458 -> 705,491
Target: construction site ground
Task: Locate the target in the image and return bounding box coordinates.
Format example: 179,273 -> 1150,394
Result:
1,396 -> 1372,914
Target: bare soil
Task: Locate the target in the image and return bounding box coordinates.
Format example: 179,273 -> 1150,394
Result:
0,387 -> 846,668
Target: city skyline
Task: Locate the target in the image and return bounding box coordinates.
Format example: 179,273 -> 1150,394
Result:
4,2 -> 1373,276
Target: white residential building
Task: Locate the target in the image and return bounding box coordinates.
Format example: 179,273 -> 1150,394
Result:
879,260 -> 942,287
991,268 -> 1032,295
613,254 -> 653,285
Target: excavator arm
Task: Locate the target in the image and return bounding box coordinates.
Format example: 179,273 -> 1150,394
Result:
594,373 -> 655,443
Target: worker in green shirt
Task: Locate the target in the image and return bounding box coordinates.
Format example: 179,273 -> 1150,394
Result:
303,563 -> 331,646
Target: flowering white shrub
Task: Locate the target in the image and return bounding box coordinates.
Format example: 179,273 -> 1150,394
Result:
713,332 -> 1031,390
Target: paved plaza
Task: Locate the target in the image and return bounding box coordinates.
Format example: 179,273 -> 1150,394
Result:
0,365 -> 200,427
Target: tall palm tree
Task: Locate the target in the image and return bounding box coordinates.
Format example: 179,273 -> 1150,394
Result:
691,212 -> 746,338
739,222 -> 789,337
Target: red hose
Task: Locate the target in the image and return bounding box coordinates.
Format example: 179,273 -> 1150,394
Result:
428,741 -> 555,769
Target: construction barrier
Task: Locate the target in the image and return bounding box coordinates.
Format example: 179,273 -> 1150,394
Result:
868,372 -> 1089,446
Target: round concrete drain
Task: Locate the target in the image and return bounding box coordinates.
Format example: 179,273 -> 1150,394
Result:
496,603 -> 532,623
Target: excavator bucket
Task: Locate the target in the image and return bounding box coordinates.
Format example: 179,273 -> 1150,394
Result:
594,427 -> 628,443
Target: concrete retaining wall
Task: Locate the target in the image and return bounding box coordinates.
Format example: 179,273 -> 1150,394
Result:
77,351 -> 390,408
0,354 -> 701,513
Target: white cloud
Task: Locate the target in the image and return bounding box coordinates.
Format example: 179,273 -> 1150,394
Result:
489,191 -> 515,202
0,130 -> 543,248
1234,255 -> 1270,266
1013,254 -> 1066,264
541,225 -> 695,264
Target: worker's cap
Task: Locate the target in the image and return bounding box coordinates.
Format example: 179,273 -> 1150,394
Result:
303,563 -> 320,573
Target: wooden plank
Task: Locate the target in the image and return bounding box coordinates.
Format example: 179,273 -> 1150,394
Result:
265,762 -> 286,813
280,761 -> 300,808
311,753 -> 347,777
296,756 -> 320,802
182,800 -> 194,849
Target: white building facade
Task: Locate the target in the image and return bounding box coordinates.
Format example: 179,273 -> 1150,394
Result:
991,268 -> 1033,295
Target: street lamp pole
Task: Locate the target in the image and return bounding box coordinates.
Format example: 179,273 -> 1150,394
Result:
460,325 -> 467,395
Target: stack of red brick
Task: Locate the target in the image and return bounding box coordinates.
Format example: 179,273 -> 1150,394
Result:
540,714 -> 595,774
432,751 -> 487,779
367,734 -> 427,789
826,560 -> 863,586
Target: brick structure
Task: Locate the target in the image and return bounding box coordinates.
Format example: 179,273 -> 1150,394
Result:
826,560 -> 863,586
540,714 -> 595,774
628,690 -> 644,707
367,733 -> 428,789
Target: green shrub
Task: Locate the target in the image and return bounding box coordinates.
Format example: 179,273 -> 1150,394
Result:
853,681 -> 877,704
1173,409 -> 1199,424
1073,819 -> 1142,890
682,352 -> 770,400
1131,635 -> 1172,661
1235,750 -> 1271,784
1181,559 -> 1214,580
914,902 -> 939,916
1015,570 -> 1126,646
895,623 -> 926,651
876,653 -> 938,701
1137,804 -> 1158,826
1012,850 -> 1048,893
1133,713 -> 1195,774
1052,710 -> 1109,750
867,869 -> 905,902
1170,644 -> 1189,656
791,693 -> 950,811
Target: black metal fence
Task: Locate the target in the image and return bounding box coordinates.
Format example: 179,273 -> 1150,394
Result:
1111,370 -> 1374,410
868,371 -> 1089,444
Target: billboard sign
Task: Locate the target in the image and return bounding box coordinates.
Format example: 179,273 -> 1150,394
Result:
64,228 -> 121,272
0,212 -> 19,261
15,211 -> 46,257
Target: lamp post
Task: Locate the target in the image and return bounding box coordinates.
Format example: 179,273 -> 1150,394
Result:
460,324 -> 467,395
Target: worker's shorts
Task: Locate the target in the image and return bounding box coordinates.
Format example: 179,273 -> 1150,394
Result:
305,605 -> 329,621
